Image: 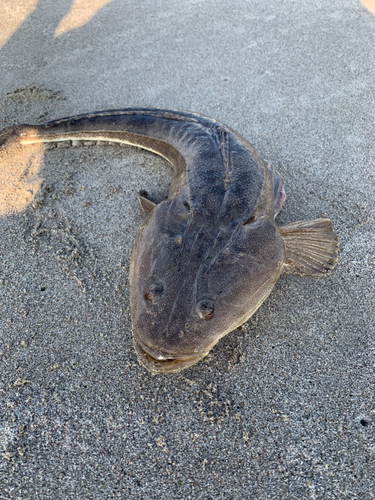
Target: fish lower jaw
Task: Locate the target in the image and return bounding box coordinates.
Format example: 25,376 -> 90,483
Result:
132,336 -> 206,374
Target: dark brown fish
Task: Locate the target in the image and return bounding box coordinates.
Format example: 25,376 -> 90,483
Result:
0,108 -> 338,373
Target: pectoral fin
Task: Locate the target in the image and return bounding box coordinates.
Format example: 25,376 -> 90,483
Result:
280,218 -> 338,276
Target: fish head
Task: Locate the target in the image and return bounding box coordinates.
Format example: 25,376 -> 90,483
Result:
129,198 -> 284,373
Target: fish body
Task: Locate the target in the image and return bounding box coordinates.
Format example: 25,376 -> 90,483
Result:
0,108 -> 338,373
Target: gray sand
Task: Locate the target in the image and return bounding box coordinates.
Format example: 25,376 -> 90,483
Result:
0,1 -> 374,498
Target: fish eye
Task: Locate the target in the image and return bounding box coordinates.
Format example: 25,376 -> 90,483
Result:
196,299 -> 215,320
145,282 -> 164,304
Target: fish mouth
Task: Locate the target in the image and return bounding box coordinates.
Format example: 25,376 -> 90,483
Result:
133,335 -> 206,374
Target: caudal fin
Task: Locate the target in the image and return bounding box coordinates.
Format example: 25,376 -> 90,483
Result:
280,218 -> 338,276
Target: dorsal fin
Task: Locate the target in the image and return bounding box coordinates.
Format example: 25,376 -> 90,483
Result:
269,166 -> 286,216
136,190 -> 157,214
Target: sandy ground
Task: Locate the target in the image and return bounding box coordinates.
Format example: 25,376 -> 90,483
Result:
0,1 -> 374,498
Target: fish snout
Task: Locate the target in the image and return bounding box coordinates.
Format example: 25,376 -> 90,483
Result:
132,328 -> 208,374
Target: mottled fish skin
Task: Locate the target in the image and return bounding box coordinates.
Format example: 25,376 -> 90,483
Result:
0,108 -> 338,373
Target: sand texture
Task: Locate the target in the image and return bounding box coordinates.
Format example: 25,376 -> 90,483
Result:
0,1 -> 374,498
